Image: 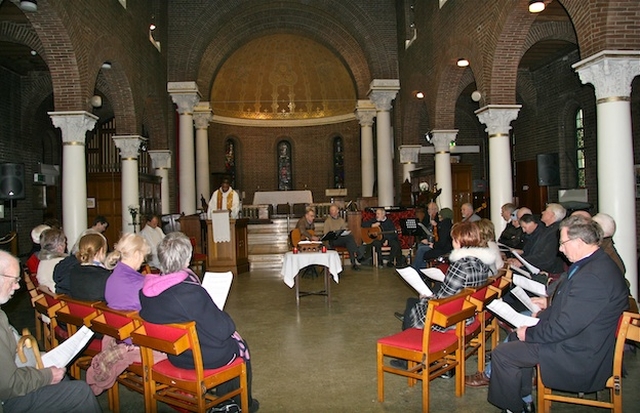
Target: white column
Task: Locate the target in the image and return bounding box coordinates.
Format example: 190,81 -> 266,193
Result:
113,136 -> 145,234
193,102 -> 213,206
355,100 -> 377,197
168,81 -> 200,215
148,150 -> 172,215
368,80 -> 400,206
399,145 -> 421,183
475,105 -> 520,235
573,51 -> 640,299
48,111 -> 98,248
431,130 -> 458,210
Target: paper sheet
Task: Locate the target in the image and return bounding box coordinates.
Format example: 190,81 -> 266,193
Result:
511,250 -> 540,275
513,273 -> 548,297
396,267 -> 433,297
510,264 -> 532,278
420,267 -> 445,283
41,326 -> 94,368
201,271 -> 234,310
486,299 -> 540,328
510,286 -> 541,314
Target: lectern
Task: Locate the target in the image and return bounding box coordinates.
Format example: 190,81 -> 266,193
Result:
206,218 -> 249,275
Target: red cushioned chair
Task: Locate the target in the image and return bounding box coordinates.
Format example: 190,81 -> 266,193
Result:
464,282 -> 499,373
189,237 -> 207,277
377,289 -> 477,412
32,293 -> 65,351
130,320 -> 249,413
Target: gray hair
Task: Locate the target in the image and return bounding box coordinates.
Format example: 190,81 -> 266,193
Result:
501,203 -> 516,214
560,215 -> 603,246
546,203 -> 567,223
39,228 -> 67,260
592,213 -> 616,238
157,232 -> 192,274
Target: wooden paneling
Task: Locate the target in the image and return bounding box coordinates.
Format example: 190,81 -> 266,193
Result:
515,160 -> 548,214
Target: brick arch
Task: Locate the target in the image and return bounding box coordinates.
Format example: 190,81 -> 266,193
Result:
21,73 -> 53,134
523,21 -> 577,51
92,61 -> 137,135
0,21 -> 45,54
516,69 -> 537,112
141,94 -> 169,150
435,65 -> 476,129
21,0 -> 85,110
175,2 -> 388,99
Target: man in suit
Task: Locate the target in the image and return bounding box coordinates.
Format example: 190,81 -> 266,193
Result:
488,215 -> 629,413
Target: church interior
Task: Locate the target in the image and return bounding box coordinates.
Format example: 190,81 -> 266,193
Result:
1,0 -> 640,411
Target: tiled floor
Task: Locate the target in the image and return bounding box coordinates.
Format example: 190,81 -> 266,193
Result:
6,264 -> 640,412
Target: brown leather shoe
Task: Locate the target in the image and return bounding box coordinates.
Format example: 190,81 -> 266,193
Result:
465,371 -> 490,387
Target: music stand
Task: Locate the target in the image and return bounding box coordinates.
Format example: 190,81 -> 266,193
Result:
400,218 -> 419,236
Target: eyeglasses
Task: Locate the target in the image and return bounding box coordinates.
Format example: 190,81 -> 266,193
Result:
559,238 -> 575,247
0,274 -> 20,285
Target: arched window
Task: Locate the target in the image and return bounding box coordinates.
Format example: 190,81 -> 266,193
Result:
575,109 -> 585,187
333,136 -> 345,188
277,140 -> 292,190
224,138 -> 237,187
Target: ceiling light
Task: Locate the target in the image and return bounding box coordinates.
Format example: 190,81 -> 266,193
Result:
30,50 -> 37,56
471,91 -> 482,102
457,58 -> 469,67
19,0 -> 37,12
415,91 -> 424,99
528,0 -> 545,13
149,23 -> 156,31
101,62 -> 112,70
89,95 -> 103,108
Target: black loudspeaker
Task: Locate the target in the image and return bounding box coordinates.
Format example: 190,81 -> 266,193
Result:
0,163 -> 26,200
537,153 -> 560,186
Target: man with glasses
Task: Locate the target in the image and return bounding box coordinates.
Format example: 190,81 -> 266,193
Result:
487,216 -> 629,413
0,250 -> 101,412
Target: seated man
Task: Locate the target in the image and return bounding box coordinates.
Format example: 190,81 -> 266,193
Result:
323,204 -> 363,271
295,207 -> 320,241
139,214 -> 165,268
507,214 -> 564,274
0,250 -> 101,413
362,208 -> 402,268
488,216 -> 629,413
461,202 -> 481,223
412,208 -> 454,270
497,203 -> 524,249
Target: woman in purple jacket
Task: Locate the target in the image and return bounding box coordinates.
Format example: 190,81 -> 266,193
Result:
104,233 -> 151,311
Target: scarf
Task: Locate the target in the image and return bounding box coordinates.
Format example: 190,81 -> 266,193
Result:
216,189 -> 234,210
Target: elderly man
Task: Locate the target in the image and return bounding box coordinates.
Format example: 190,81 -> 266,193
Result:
461,202 -> 481,222
323,204 -> 363,270
508,214 -> 564,274
207,178 -> 240,219
295,207 -> 320,241
498,203 -> 524,249
0,251 -> 102,412
363,208 -> 402,268
488,216 -> 628,413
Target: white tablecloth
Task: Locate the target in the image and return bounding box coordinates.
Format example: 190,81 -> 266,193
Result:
281,251 -> 342,288
253,190 -> 313,207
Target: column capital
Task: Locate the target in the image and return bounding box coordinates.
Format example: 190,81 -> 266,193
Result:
398,145 -> 422,164
193,102 -> 213,129
475,105 -> 521,136
572,51 -> 640,102
355,100 -> 377,126
368,79 -> 400,111
148,149 -> 172,169
168,81 -> 201,114
431,130 -> 458,153
113,135 -> 146,159
48,111 -> 98,144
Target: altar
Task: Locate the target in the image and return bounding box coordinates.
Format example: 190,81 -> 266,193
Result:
252,190 -> 313,207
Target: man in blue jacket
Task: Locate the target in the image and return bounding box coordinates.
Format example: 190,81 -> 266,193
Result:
488,215 -> 629,413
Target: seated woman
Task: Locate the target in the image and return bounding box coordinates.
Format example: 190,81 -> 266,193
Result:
68,232 -> 111,301
104,233 -> 151,311
401,221 -> 496,330
36,228 -> 67,296
476,218 -> 504,274
139,232 -> 259,412
412,208 -> 454,271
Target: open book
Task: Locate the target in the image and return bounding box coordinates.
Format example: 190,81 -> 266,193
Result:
510,250 -> 541,275
513,273 -> 547,297
510,286 -> 541,314
201,271 -> 234,310
396,267 -> 434,297
41,326 -> 94,368
486,299 -> 540,328
420,267 -> 445,283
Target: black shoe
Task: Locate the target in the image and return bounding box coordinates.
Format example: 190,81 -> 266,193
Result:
390,359 -> 408,369
386,261 -> 395,268
523,401 -> 535,413
351,264 -> 361,271
394,312 -> 404,322
208,401 -> 240,413
439,369 -> 455,379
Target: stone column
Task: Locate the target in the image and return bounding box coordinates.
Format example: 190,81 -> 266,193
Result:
399,145 -> 421,183
148,150 -> 172,215
573,51 -> 640,298
368,80 -> 400,206
475,105 -> 521,234
113,136 -> 146,234
193,102 -> 213,206
168,81 -> 200,215
355,100 -> 377,197
431,130 -> 458,210
48,111 -> 98,248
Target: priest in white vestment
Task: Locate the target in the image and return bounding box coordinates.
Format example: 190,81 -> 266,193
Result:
139,214 -> 165,268
207,179 -> 239,219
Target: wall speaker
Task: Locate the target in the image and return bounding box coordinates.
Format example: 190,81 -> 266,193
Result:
536,153 -> 560,186
0,163 -> 26,200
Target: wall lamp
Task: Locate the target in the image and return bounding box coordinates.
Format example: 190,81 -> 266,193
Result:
20,1 -> 37,12
457,58 -> 469,67
528,0 -> 546,13
415,91 -> 425,99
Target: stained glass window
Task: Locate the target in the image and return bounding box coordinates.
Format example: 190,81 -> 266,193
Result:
224,138 -> 236,187
277,140 -> 292,190
575,109 -> 585,188
333,136 -> 344,188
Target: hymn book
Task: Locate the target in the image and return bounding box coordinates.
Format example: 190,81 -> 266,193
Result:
41,326 -> 94,368
486,299 -> 540,328
513,273 -> 548,297
396,267 -> 434,297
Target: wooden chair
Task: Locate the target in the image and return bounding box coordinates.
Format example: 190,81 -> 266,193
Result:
33,293 -> 65,351
189,236 -> 207,277
23,271 -> 44,342
377,289 -> 477,412
130,320 -> 249,413
536,311 -> 640,413
464,283 -> 500,373
90,303 -> 146,413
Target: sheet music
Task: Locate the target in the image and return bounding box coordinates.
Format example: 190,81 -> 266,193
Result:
497,242 -> 512,252
202,271 -> 234,310
420,267 -> 445,283
513,273 -> 547,297
510,265 -> 532,279
510,250 -> 540,275
340,230 -> 351,236
396,267 -> 434,297
510,286 -> 541,314
41,326 -> 94,368
486,299 -> 540,328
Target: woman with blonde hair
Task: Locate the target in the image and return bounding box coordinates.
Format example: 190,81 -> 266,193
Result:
104,233 -> 151,311
476,218 -> 504,274
68,232 -> 111,301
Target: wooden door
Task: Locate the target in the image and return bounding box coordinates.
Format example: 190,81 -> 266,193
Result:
452,164 -> 473,222
515,160 -> 548,214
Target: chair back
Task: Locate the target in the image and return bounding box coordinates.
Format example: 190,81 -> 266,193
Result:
56,296 -> 101,330
131,320 -> 201,366
466,283 -> 499,313
91,303 -> 139,341
426,289 -> 476,332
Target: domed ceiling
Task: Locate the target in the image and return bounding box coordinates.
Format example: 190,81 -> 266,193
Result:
210,34 -> 357,121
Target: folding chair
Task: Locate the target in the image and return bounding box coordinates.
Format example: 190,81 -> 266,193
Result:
130,320 -> 249,413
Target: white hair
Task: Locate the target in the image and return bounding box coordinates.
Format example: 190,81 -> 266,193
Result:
592,213 -> 616,238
